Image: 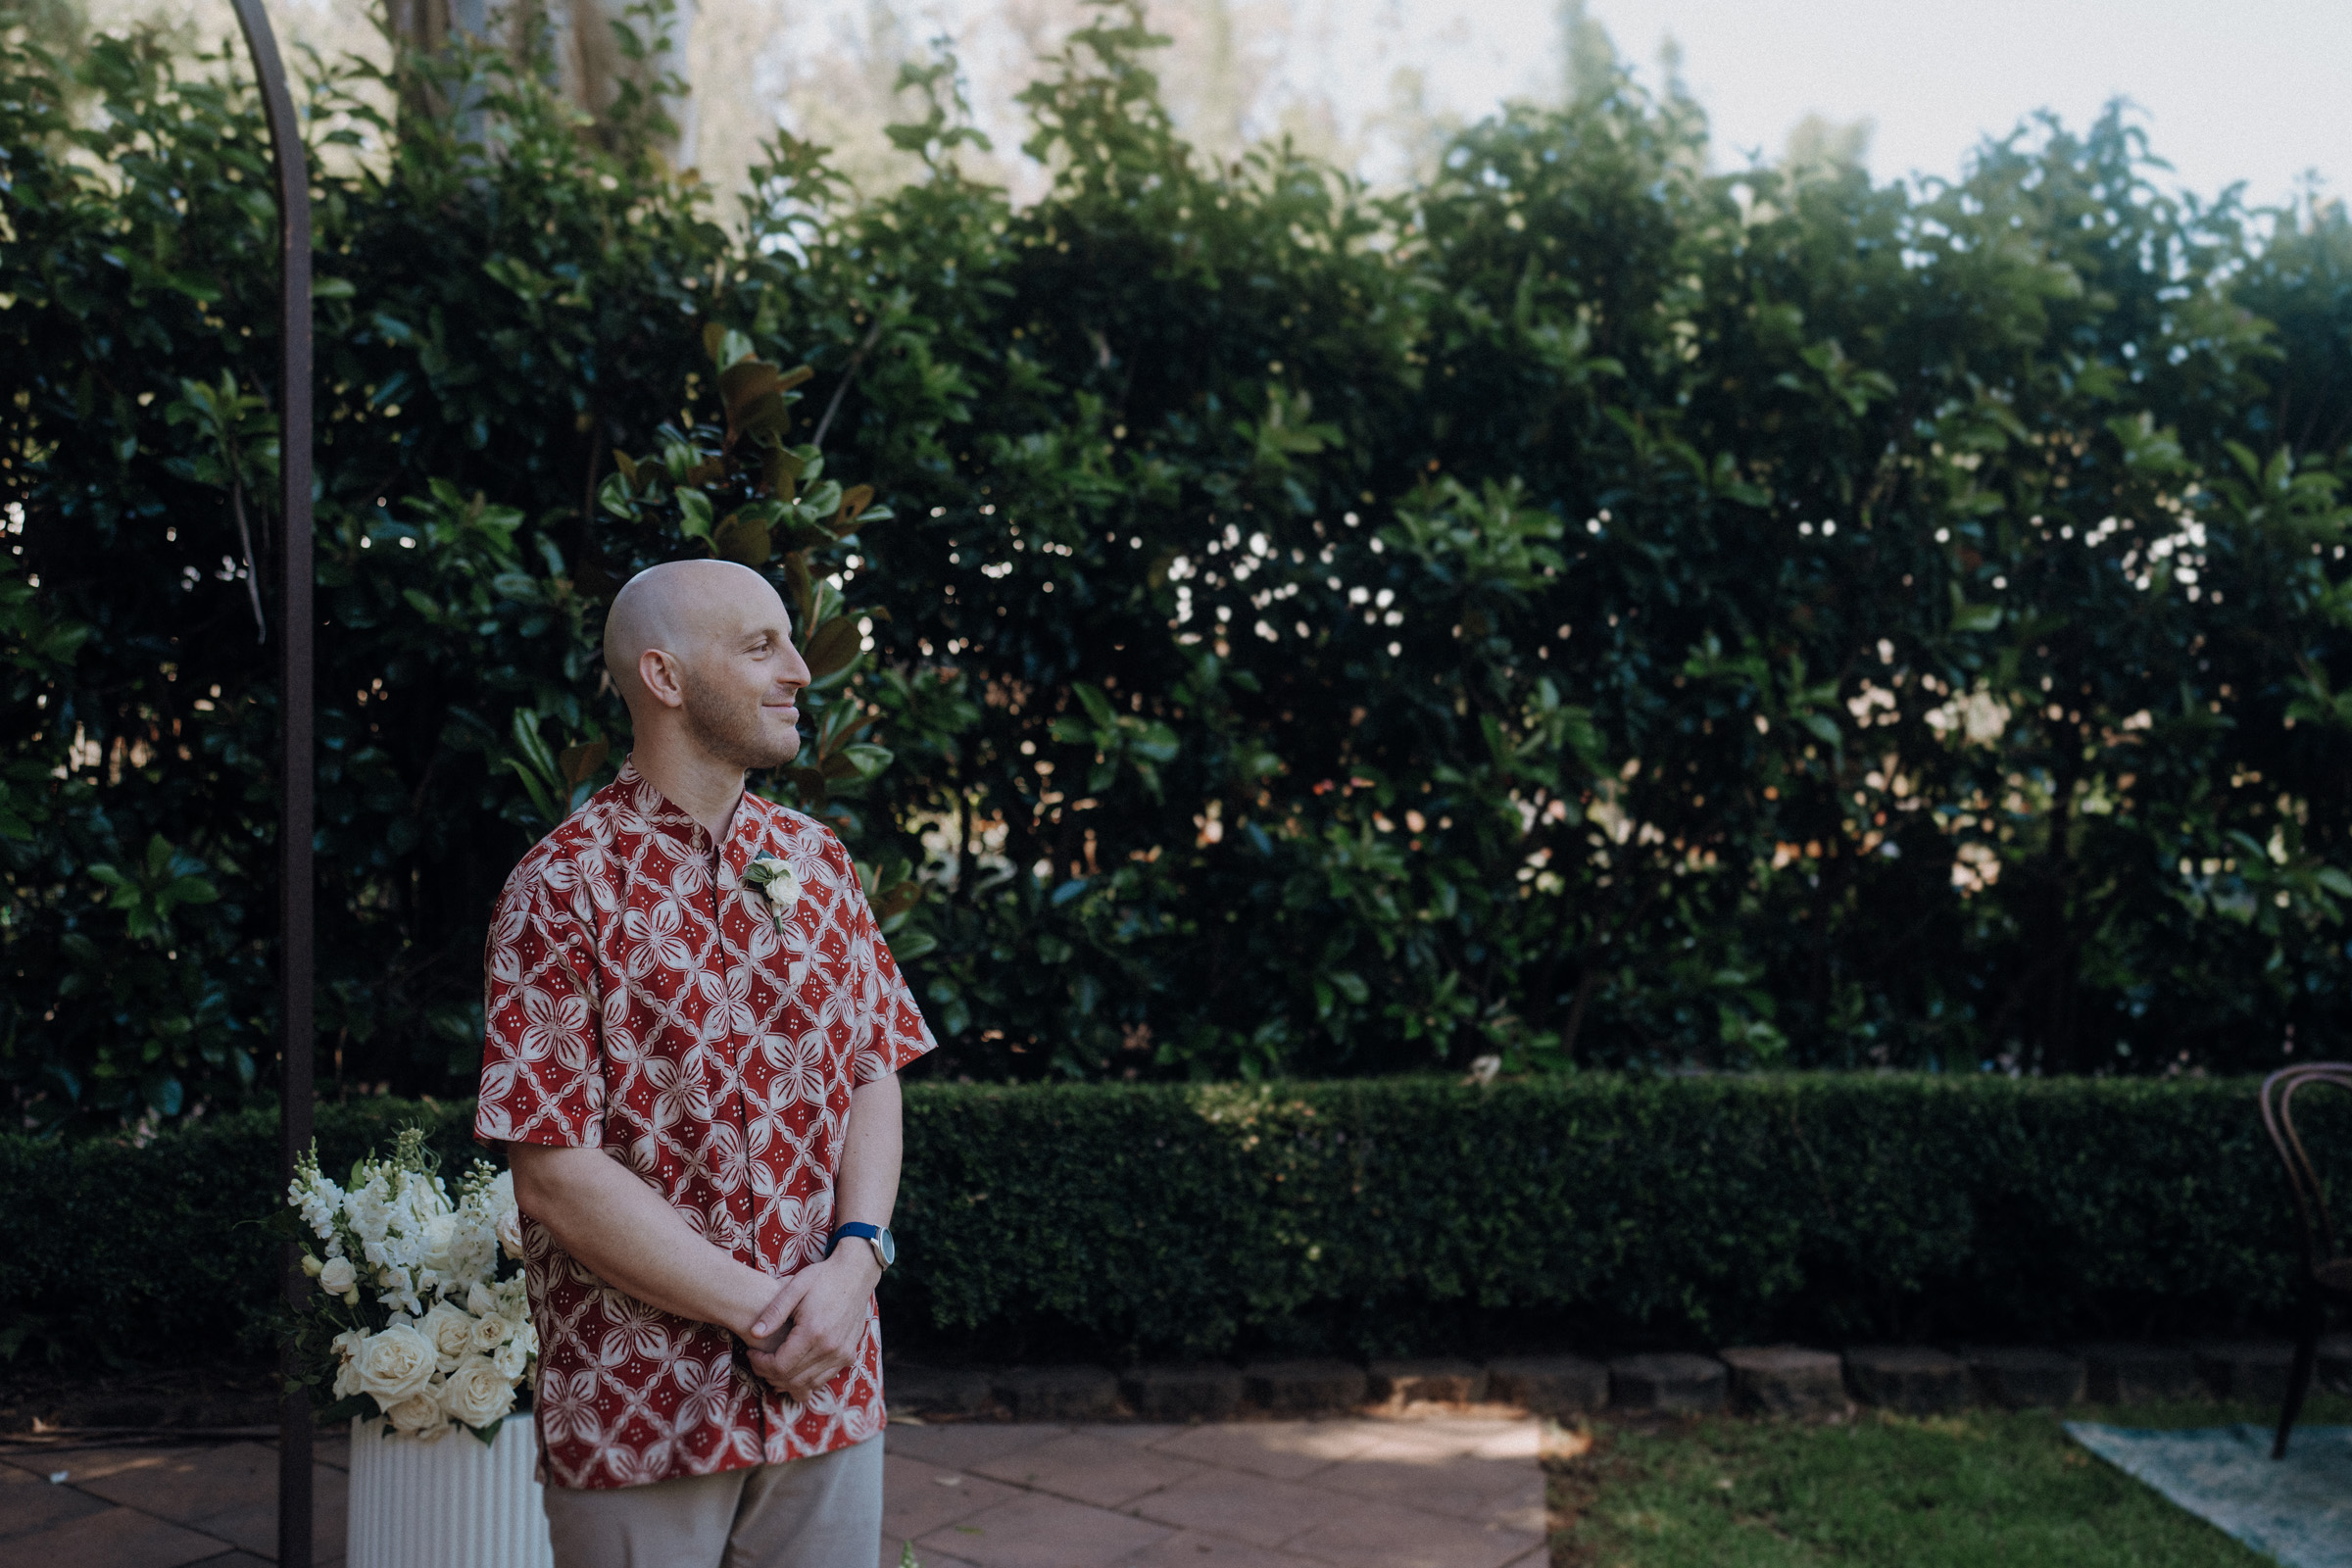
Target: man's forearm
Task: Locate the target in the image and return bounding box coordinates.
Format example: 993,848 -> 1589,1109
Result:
508,1142 -> 778,1342
744,1071 -> 904,1393
832,1071 -> 903,1233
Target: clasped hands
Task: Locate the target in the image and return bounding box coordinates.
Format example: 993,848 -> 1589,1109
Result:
739,1246 -> 882,1403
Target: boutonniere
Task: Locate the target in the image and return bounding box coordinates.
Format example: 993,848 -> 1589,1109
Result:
741,854 -> 801,936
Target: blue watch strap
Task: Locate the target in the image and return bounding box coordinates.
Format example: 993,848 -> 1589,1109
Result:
828,1222 -> 883,1257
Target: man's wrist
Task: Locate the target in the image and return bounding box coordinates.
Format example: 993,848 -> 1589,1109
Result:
730,1266 -> 789,1344
825,1244 -> 884,1292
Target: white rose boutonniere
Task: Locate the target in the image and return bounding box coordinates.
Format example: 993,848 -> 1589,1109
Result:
742,855 -> 801,936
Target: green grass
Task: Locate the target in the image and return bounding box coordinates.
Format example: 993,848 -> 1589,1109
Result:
1546,1393 -> 2352,1567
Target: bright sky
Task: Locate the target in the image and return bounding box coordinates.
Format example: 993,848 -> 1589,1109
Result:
159,0 -> 2352,211
1281,0 -> 2348,206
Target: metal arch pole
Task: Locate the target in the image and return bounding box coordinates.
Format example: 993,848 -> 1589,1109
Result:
226,3 -> 315,1565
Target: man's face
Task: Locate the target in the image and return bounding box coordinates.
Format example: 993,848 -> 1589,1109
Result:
674,582 -> 811,770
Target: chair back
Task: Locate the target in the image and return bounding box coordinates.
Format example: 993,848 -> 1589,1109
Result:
2258,1064 -> 2352,1278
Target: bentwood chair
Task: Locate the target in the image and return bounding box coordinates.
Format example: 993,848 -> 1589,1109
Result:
2258,1063 -> 2352,1458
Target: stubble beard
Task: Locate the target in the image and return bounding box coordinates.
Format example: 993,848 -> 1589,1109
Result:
679,680 -> 800,772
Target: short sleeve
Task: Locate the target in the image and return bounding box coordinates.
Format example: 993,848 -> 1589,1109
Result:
827,842 -> 937,1085
474,854 -> 605,1148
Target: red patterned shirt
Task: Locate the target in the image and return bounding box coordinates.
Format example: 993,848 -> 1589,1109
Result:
475,762 -> 934,1490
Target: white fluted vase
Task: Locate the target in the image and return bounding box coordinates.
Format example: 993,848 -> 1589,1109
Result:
347,1415 -> 554,1568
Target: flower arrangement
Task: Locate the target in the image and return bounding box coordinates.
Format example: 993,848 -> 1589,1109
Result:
282,1127 -> 537,1444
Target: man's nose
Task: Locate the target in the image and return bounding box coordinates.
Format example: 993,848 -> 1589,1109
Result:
780,636 -> 812,690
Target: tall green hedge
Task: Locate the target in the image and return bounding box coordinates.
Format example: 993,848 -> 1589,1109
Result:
2,1074 -> 2340,1365
14,16 -> 2352,1131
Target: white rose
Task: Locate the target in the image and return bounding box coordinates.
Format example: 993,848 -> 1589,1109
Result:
353,1323 -> 436,1405
384,1386 -> 449,1440
419,1302 -> 473,1372
318,1256 -> 357,1297
496,1206 -> 524,1261
468,1311 -> 512,1353
439,1354 -> 516,1429
492,1334 -> 531,1383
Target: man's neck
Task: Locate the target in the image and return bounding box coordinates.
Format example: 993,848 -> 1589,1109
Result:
628,745 -> 746,844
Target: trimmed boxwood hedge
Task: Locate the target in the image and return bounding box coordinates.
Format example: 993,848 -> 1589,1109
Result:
1,1074 -> 2341,1366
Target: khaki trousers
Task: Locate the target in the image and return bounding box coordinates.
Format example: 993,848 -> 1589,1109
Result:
541,1435 -> 883,1568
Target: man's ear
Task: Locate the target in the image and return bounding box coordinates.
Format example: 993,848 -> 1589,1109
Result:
637,648 -> 688,710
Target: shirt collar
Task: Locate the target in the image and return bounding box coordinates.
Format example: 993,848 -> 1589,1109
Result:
612,760 -> 776,881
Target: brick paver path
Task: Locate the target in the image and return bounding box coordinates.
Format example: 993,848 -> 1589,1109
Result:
889,1417 -> 1546,1567
0,1414 -> 1546,1568
0,1431 -> 350,1567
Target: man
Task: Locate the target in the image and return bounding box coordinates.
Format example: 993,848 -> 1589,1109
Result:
475,558 -> 933,1566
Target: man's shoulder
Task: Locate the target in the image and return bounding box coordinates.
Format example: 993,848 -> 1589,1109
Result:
742,792 -> 846,858
501,777 -> 642,898
741,795 -> 867,907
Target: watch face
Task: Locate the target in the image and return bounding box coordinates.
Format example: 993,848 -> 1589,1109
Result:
876,1229 -> 898,1267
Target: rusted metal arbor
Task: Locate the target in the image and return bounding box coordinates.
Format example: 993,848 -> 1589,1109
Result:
223,3 -> 315,1564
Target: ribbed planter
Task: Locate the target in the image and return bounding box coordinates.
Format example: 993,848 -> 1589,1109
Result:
347,1415 -> 553,1568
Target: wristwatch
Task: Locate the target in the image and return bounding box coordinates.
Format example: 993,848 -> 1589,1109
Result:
827,1222 -> 896,1270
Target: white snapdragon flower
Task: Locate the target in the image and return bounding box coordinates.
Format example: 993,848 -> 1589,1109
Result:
421,1213 -> 457,1271
348,1173 -> 394,1248
288,1170 -> 341,1240
377,1265 -> 423,1318
331,1330 -> 367,1399
440,1216 -> 497,1290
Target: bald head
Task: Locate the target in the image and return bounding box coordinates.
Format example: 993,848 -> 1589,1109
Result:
604,560 -> 809,772
603,559 -> 779,692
